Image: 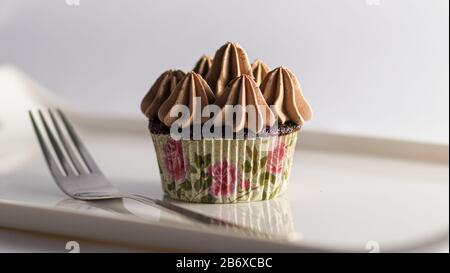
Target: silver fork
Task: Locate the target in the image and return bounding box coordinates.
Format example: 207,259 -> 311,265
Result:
29,109 -> 243,229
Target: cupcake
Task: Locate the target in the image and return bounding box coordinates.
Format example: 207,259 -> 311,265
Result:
141,42 -> 312,203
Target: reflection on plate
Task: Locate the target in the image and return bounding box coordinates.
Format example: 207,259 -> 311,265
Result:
56,198 -> 134,216
55,196 -> 295,241
161,195 -> 295,239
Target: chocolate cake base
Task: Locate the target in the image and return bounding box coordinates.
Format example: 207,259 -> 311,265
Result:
148,116 -> 301,139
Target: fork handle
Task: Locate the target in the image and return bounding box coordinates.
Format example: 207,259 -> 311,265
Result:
126,194 -> 244,229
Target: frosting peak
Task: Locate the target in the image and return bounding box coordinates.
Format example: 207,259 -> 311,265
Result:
193,55 -> 212,78
205,42 -> 252,98
260,67 -> 313,125
158,72 -> 215,127
214,75 -> 275,132
251,59 -> 270,86
140,70 -> 185,118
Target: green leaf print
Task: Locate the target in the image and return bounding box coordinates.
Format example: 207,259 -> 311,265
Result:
259,156 -> 267,167
194,179 -> 203,191
204,154 -> 212,166
184,180 -> 192,191
176,187 -> 183,199
206,176 -> 212,187
259,171 -> 270,186
200,195 -> 217,203
252,156 -> 259,175
246,146 -> 253,158
243,160 -> 252,173
269,186 -> 281,199
262,191 -> 268,200
269,173 -> 277,184
188,164 -> 198,174
194,153 -> 201,167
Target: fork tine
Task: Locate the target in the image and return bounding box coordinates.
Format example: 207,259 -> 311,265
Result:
38,110 -> 76,176
29,111 -> 65,179
48,109 -> 87,175
56,109 -> 101,173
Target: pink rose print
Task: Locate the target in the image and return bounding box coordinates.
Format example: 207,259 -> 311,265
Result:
163,139 -> 186,184
208,160 -> 240,197
240,179 -> 251,191
266,142 -> 286,174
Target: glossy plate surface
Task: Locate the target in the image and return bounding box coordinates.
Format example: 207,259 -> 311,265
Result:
0,66 -> 448,252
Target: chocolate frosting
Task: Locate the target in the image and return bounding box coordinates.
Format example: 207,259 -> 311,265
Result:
251,59 -> 270,86
158,72 -> 215,127
205,42 -> 252,97
140,70 -> 185,118
214,75 -> 275,132
193,55 -> 212,78
260,67 -> 313,125
141,43 -> 313,129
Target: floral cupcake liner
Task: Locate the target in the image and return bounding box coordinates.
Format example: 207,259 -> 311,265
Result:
151,132 -> 298,204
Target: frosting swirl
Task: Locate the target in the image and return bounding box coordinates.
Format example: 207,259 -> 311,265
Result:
140,70 -> 185,118
214,75 -> 275,132
193,55 -> 212,78
205,42 -> 252,98
251,59 -> 270,86
260,67 -> 313,125
158,72 -> 215,127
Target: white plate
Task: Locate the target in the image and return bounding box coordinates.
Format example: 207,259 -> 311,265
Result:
0,66 -> 448,252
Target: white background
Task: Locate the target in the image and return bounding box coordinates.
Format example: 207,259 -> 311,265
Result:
0,0 -> 448,143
